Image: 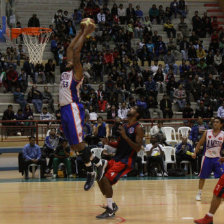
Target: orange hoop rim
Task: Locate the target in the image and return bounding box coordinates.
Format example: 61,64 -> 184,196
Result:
10,27 -> 52,40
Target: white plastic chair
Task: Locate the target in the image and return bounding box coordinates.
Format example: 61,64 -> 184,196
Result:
162,146 -> 176,172
163,127 -> 178,145
137,149 -> 147,164
91,148 -> 104,159
177,127 -> 191,142
27,164 -> 41,179
180,160 -> 192,175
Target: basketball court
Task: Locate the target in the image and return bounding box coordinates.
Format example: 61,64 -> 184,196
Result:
0,173 -> 223,224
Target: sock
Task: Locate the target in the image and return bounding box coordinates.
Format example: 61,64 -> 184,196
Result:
207,213 -> 214,217
107,198 -> 113,210
198,190 -> 202,194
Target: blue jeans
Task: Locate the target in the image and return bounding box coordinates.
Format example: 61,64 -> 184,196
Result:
32,99 -> 42,113
16,98 -> 27,111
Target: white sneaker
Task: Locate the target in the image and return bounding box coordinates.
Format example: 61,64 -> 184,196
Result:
68,174 -> 73,178
196,193 -> 201,201
53,174 -> 57,178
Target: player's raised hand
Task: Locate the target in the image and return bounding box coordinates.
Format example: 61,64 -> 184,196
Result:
81,18 -> 96,36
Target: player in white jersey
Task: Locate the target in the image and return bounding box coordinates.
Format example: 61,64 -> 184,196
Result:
59,18 -> 107,191
192,117 -> 224,201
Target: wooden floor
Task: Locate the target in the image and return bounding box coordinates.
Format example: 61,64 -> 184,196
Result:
0,173 -> 223,224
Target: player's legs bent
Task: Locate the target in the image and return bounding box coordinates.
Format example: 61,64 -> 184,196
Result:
96,160 -> 132,219
194,174 -> 224,224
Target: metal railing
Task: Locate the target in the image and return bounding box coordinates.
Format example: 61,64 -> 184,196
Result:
0,118 -> 209,144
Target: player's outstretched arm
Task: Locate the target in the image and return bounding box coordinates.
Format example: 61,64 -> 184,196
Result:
66,31 -> 83,67
192,131 -> 207,159
73,24 -> 95,81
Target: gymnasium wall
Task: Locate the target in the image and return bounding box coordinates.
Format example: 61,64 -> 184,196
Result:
218,0 -> 224,12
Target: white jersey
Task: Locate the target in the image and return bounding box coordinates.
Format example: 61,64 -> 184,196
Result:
205,129 -> 224,158
59,70 -> 83,107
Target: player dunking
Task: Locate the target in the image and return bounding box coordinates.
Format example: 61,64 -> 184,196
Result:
59,18 -> 107,191
96,106 -> 144,218
192,117 -> 224,201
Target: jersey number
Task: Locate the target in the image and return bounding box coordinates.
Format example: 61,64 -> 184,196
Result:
62,81 -> 69,88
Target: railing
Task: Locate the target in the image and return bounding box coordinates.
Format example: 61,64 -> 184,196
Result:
0,118 -> 210,144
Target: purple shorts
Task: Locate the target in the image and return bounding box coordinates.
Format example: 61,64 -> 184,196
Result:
61,102 -> 85,145
199,156 -> 224,179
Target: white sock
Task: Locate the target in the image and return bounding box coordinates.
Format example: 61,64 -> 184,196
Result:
207,213 -> 213,217
95,160 -> 102,167
198,190 -> 202,194
107,198 -> 113,210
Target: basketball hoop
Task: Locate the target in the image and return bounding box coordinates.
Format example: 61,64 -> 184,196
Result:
10,27 -> 52,64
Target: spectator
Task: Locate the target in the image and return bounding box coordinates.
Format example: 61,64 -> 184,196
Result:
18,68 -> 28,92
42,86 -> 55,113
155,36 -> 167,58
178,17 -> 189,37
45,59 -> 55,84
192,11 -> 202,37
83,113 -> 92,139
89,105 -> 98,121
15,109 -> 26,136
27,85 -> 43,113
107,105 -> 117,120
183,103 -> 194,118
217,101 -> 224,119
189,116 -> 208,146
154,67 -> 165,92
149,4 -> 159,24
214,50 -> 222,68
144,76 -> 157,97
158,5 -> 165,24
126,3 -> 136,23
118,102 -> 129,120
22,136 -> 46,179
93,116 -> 110,138
147,95 -> 163,119
98,97 -> 107,112
194,101 -> 208,118
173,84 -> 186,111
164,50 -> 177,75
53,138 -> 72,178
2,105 -> 15,126
175,137 -> 196,172
178,0 -> 187,18
150,120 -> 166,141
145,135 -> 166,176
13,87 -> 27,111
111,3 -> 118,18
135,5 -> 143,20
180,36 -> 189,60
34,63 -> 45,84
165,7 -> 172,21
40,107 -> 54,122
5,65 -> 18,92
196,45 -> 206,60
170,0 -> 179,18
164,19 -> 176,38
97,9 -> 106,25
118,4 -> 126,25
28,14 -> 40,27
42,128 -> 59,172
160,94 -> 173,118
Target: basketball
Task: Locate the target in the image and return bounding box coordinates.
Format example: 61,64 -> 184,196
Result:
80,18 -> 96,30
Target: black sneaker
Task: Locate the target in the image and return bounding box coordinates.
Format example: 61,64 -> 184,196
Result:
96,207 -> 114,219
96,159 -> 108,181
84,172 -> 96,191
101,202 -> 118,213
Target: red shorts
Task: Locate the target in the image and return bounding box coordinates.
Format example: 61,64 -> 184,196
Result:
214,174 -> 224,198
105,160 -> 132,185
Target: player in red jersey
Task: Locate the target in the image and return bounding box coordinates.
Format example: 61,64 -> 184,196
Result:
194,166 -> 224,224
96,106 -> 144,219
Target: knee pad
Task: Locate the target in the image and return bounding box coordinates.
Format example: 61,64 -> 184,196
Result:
79,147 -> 91,164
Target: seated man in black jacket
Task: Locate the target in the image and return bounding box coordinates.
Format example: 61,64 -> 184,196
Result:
160,94 -> 173,118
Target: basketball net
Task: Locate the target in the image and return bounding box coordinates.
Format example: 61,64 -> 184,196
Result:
22,31 -> 51,65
